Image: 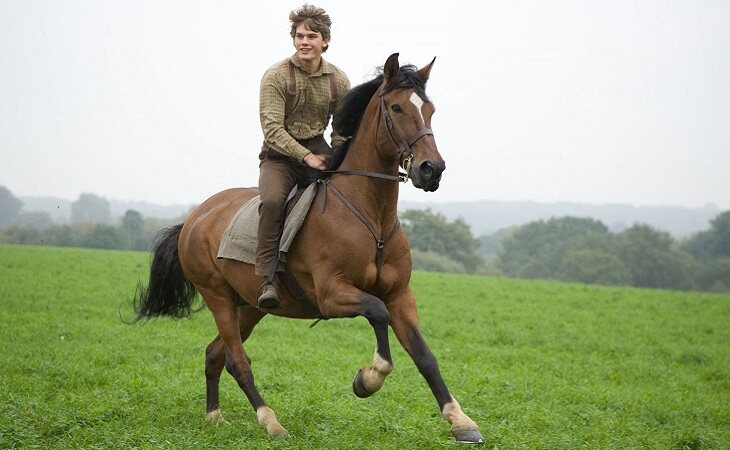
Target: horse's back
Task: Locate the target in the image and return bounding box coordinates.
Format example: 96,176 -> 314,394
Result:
179,187 -> 258,278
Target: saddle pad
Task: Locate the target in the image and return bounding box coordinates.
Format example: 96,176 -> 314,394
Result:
217,183 -> 317,263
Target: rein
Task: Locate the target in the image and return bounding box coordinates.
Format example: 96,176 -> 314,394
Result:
322,169 -> 406,183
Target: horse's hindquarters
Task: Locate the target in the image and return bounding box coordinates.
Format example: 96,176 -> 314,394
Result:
179,188 -> 258,289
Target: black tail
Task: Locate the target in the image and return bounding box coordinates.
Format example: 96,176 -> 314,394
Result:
133,224 -> 199,320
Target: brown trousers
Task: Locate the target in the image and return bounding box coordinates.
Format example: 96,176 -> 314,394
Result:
255,136 -> 331,277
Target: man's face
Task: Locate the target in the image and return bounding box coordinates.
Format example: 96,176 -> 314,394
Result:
293,23 -> 328,65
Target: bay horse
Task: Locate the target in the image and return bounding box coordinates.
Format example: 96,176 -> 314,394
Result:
133,53 -> 484,444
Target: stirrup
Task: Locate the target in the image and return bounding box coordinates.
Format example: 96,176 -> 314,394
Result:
257,282 -> 280,309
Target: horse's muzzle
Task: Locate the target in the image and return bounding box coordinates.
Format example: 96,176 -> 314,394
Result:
416,160 -> 445,191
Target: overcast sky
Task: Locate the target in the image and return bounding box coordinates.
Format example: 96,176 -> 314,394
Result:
1,0 -> 728,209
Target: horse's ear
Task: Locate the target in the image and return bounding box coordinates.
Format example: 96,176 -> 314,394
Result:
418,57 -> 436,81
383,53 -> 400,84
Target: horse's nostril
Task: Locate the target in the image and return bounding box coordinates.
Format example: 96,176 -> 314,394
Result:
420,162 -> 434,179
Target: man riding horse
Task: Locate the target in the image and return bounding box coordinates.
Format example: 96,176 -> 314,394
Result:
132,4 -> 484,444
256,4 -> 351,308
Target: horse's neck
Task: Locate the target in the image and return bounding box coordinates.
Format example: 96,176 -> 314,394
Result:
336,106 -> 400,225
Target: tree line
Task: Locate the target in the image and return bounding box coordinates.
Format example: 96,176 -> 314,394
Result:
2,186 -> 728,291
402,208 -> 729,292
0,187 -> 181,251
495,215 -> 729,291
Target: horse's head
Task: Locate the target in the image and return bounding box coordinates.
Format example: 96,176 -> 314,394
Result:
380,53 -> 444,192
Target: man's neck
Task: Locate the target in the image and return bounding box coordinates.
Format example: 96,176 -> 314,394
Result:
298,57 -> 322,74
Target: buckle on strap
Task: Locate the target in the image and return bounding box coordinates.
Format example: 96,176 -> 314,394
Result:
400,153 -> 413,182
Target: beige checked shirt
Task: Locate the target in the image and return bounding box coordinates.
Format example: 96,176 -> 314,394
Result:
259,55 -> 351,162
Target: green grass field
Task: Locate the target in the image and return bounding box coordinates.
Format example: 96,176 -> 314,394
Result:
1,243 -> 729,449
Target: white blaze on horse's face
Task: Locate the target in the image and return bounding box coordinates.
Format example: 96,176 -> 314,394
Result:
409,92 -> 426,127
398,89 -> 441,192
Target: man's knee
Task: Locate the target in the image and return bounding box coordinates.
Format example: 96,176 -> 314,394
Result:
259,195 -> 286,214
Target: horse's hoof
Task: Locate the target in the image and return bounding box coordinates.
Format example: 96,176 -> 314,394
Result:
352,368 -> 372,398
452,428 -> 484,444
205,409 -> 230,426
269,427 -> 289,439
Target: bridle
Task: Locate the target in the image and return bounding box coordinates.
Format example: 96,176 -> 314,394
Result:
378,87 -> 434,181
316,84 -> 434,282
322,85 -> 434,183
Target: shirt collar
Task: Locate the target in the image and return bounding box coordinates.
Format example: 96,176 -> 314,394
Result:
289,54 -> 334,76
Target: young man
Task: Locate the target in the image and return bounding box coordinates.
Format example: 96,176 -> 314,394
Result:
256,4 -> 351,308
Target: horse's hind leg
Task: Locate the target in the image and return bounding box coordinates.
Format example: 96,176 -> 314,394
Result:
388,292 -> 484,444
204,335 -> 227,425
201,286 -> 287,437
205,304 -> 266,425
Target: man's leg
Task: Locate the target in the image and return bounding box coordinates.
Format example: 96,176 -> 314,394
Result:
256,158 -> 297,307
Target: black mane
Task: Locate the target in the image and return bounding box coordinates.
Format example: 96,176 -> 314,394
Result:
332,64 -> 427,139
328,65 -> 427,170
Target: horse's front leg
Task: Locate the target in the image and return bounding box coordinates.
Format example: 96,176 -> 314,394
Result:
318,286 -> 393,397
388,292 -> 484,444
351,295 -> 395,398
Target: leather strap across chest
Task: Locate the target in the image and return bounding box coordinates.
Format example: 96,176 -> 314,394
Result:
317,178 -> 400,283
285,61 -> 337,118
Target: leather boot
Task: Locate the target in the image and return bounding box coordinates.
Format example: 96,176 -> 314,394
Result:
257,282 -> 280,308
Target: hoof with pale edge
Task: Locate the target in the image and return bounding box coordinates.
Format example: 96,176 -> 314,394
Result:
270,428 -> 289,439
453,428 -> 484,444
205,410 -> 230,426
352,369 -> 372,398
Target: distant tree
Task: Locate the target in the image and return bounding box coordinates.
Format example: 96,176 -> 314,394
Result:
139,217 -> 181,251
43,225 -> 76,247
81,224 -> 125,249
0,186 -> 23,227
498,216 -> 611,278
558,249 -> 630,285
71,193 -> 111,224
711,211 -> 730,258
476,229 -> 512,273
683,211 -> 730,260
616,224 -> 696,290
401,209 -> 482,272
514,256 -> 554,280
14,211 -> 53,229
410,249 -> 468,273
478,228 -> 512,256
0,225 -> 41,244
682,230 -> 716,261
695,257 -> 730,291
122,209 -> 145,250
680,211 -> 730,292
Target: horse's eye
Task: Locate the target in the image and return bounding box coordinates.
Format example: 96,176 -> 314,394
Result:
391,104 -> 403,113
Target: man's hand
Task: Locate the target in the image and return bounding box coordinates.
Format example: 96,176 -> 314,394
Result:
303,152 -> 329,171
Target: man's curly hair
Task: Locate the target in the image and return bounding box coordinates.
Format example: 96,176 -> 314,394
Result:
289,4 -> 332,51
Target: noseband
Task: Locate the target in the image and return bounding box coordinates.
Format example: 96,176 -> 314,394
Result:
379,88 -> 434,179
